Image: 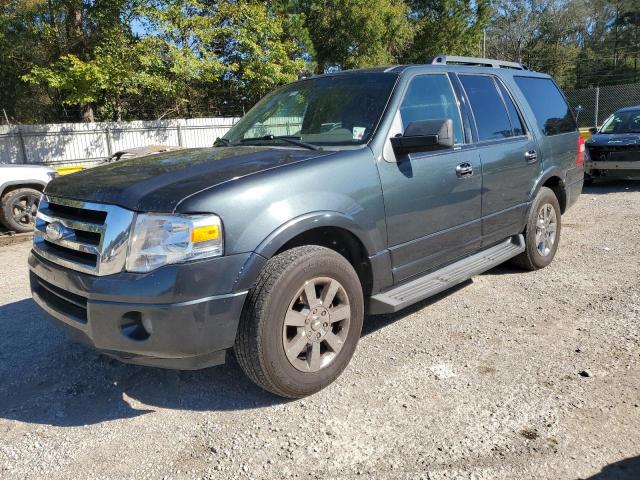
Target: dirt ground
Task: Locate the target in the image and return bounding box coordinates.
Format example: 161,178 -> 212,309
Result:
0,180 -> 639,480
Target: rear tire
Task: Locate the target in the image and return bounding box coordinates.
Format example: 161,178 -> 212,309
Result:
234,246 -> 364,398
0,187 -> 41,233
511,186 -> 561,271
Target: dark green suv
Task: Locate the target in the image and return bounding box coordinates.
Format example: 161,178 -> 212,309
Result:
30,56 -> 584,398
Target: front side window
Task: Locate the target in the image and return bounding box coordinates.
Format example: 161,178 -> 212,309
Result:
459,74 -> 514,141
600,110 -> 640,134
399,74 -> 464,145
514,76 -> 576,136
224,73 -> 398,147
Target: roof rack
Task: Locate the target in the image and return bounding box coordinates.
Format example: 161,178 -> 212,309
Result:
428,55 -> 528,71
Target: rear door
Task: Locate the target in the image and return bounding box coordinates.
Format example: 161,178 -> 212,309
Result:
457,74 -> 541,246
513,76 -> 580,188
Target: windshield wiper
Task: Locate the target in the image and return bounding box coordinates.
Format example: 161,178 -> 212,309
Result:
240,135 -> 322,151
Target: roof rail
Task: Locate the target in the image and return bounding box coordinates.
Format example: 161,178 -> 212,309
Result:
428,55 -> 528,71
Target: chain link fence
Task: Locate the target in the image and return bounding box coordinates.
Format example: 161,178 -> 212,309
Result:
565,82 -> 640,128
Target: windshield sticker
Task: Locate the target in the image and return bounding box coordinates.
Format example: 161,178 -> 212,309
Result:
353,126 -> 366,141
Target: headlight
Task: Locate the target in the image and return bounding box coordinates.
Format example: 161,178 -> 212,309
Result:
126,213 -> 223,273
47,171 -> 59,180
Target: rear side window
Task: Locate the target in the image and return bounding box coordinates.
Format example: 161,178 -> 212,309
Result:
496,80 -> 526,136
459,75 -> 514,141
399,74 -> 464,145
514,76 -> 576,135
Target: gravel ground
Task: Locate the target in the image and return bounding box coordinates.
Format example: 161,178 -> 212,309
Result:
0,180 -> 639,480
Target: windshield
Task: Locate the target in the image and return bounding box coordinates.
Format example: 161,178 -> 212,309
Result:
223,73 -> 398,147
600,110 -> 640,134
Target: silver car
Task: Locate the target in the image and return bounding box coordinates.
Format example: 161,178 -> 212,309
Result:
0,164 -> 57,232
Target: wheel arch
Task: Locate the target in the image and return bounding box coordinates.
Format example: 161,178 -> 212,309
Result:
531,168 -> 568,213
239,212 -> 379,296
0,180 -> 47,199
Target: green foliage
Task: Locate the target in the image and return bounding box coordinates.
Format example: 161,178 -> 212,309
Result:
403,0 -> 490,61
1,0 -> 639,123
488,0 -> 640,89
213,1 -> 308,99
301,0 -> 413,72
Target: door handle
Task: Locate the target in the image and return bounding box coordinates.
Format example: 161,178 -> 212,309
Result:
456,162 -> 473,177
524,150 -> 538,163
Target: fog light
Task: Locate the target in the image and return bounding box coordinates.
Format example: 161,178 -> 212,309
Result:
141,316 -> 153,334
120,311 -> 151,341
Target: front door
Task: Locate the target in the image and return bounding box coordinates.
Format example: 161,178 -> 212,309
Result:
376,73 -> 483,283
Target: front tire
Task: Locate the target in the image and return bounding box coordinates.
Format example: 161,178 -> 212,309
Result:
0,187 -> 41,233
234,246 -> 364,398
511,186 -> 562,271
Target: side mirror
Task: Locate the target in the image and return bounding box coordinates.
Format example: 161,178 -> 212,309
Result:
588,127 -> 598,135
390,119 -> 454,155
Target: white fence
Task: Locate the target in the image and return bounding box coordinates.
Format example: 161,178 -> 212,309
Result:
0,117 -> 240,166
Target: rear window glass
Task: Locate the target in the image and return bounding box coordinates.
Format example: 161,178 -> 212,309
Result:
514,77 -> 576,135
496,80 -> 526,136
459,75 -> 514,141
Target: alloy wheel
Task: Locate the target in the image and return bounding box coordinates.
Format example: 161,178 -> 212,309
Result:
11,192 -> 40,227
535,203 -> 557,257
282,276 -> 351,373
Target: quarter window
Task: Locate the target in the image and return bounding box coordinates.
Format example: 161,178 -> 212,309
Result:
399,75 -> 464,145
514,76 -> 576,136
459,75 -> 514,141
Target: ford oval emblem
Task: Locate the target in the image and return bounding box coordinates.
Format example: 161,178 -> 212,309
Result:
45,222 -> 65,242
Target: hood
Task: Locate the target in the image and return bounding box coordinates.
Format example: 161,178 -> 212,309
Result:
45,146 -> 332,212
587,133 -> 640,147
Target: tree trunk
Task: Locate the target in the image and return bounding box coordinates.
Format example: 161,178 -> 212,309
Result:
81,103 -> 95,122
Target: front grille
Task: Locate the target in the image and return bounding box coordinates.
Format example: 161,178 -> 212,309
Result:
47,202 -> 108,224
31,274 -> 88,324
587,145 -> 640,162
33,196 -> 135,276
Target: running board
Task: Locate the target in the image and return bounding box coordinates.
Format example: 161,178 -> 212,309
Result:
368,235 -> 525,314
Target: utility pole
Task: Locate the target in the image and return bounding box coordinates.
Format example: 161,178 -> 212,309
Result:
594,86 -> 600,128
483,29 -> 486,57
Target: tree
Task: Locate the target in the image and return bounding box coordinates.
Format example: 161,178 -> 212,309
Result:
6,0 -> 146,121
300,0 -> 413,72
23,32 -> 168,121
404,0 -> 490,62
211,1 -> 309,104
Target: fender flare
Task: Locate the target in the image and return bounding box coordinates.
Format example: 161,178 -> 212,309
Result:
231,211 -> 379,292
255,211 -> 378,259
529,166 -> 566,201
529,166 -> 569,213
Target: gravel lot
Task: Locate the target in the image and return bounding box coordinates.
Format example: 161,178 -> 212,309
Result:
1,180 -> 639,480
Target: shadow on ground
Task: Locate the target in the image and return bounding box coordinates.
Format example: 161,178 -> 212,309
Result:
583,178 -> 640,195
583,456 -> 640,480
0,298 -> 287,427
0,280 -> 473,427
0,207 -> 572,428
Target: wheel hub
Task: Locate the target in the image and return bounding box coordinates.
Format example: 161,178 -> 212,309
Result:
305,306 -> 330,340
282,277 -> 351,373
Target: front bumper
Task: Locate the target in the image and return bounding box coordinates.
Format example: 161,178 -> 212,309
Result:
29,250 -> 253,369
585,148 -> 640,175
585,159 -> 640,171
